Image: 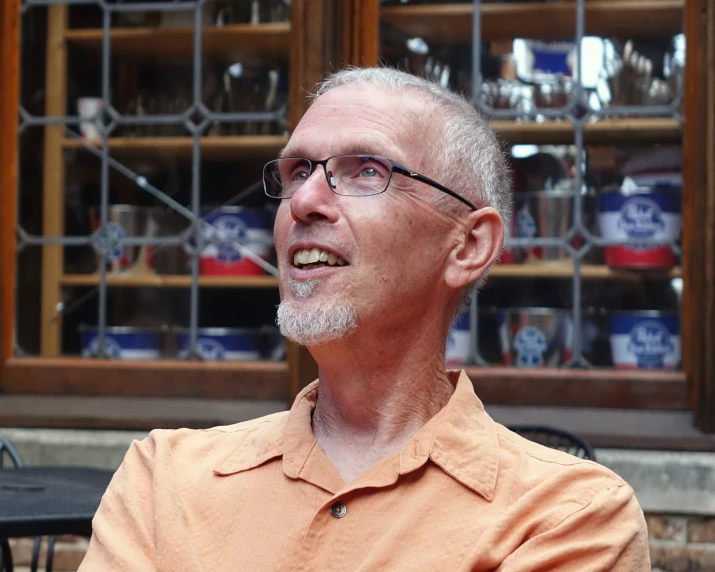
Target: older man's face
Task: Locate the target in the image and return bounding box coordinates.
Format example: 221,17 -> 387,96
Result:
274,85 -> 461,338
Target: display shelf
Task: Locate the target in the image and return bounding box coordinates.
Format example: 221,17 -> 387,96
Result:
62,135 -> 289,161
492,118 -> 681,145
64,23 -> 291,61
381,1 -> 683,44
59,274 -> 279,288
491,261 -> 682,279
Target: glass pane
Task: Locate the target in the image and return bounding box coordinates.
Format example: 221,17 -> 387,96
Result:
380,0 -> 684,371
16,1 -> 289,362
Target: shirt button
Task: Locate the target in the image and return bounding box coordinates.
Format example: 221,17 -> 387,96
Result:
329,501 -> 347,519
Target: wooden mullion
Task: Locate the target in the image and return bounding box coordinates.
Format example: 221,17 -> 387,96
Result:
39,5 -> 68,357
683,0 -> 715,432
0,0 -> 20,374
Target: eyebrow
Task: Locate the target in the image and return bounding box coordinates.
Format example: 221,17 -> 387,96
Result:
279,140 -> 401,161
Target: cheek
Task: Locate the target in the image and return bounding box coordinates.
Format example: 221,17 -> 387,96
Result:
273,204 -> 291,249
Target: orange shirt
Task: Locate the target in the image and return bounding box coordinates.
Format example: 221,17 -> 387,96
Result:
79,371 -> 650,571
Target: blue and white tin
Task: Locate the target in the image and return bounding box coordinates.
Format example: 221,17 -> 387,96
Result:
199,207 -> 273,276
608,312 -> 680,370
446,313 -> 471,366
598,188 -> 681,268
176,328 -> 261,361
80,326 -> 164,360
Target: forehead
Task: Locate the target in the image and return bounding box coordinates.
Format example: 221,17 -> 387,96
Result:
284,85 -> 440,164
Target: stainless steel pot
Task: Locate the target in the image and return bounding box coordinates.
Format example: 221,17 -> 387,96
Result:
512,189 -> 575,261
499,308 -> 571,367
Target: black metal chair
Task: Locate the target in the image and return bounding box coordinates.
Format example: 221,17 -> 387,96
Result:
0,434 -> 56,572
507,425 -> 597,462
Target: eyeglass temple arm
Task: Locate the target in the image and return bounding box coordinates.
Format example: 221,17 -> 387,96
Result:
392,165 -> 479,211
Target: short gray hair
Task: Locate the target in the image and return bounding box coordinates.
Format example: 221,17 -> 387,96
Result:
314,67 -> 513,311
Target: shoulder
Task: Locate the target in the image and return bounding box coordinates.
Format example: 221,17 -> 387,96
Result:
494,423 -> 630,501
127,411 -> 290,465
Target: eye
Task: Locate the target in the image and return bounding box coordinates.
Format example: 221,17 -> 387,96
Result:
359,167 -> 378,178
292,169 -> 309,182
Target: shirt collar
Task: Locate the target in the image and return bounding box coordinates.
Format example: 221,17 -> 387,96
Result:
214,370 -> 499,501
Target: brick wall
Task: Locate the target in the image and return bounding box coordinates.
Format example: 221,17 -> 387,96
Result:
8,515 -> 715,571
647,514 -> 715,572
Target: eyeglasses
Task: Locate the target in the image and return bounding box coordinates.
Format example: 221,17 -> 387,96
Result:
262,154 -> 478,211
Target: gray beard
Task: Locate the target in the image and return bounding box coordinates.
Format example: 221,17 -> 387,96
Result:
276,279 -> 358,346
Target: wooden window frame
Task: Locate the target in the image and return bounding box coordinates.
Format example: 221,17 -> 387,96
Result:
0,0 -> 713,434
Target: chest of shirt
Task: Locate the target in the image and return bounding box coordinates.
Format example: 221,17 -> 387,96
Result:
156,462 -> 512,572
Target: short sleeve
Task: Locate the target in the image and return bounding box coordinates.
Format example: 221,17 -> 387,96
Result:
499,483 -> 651,571
78,435 -> 157,571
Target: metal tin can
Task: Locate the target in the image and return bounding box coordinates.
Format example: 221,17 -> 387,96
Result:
608,311 -> 680,369
199,207 -> 273,276
80,325 -> 165,360
598,188 -> 681,269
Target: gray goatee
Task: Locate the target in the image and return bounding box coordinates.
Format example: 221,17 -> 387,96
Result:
276,279 -> 358,345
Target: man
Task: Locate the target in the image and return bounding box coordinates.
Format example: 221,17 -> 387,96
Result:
79,68 -> 650,571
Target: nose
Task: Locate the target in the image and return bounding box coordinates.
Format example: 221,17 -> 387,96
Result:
289,165 -> 340,224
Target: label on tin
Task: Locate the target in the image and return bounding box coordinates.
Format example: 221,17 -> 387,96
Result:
196,337 -> 227,361
609,316 -> 680,369
513,325 -> 548,367
617,198 -> 666,240
627,321 -> 674,368
83,335 -> 161,360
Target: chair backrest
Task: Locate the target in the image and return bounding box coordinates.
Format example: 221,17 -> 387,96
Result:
0,433 -> 24,468
507,425 -> 597,462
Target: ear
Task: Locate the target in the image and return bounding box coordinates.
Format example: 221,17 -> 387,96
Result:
444,207 -> 504,289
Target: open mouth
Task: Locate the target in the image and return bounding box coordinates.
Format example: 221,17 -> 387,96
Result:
292,247 -> 347,270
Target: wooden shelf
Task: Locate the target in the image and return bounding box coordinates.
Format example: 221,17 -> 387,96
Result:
491,261 -> 681,279
64,23 -> 291,61
60,274 -> 279,288
62,135 -> 288,161
381,1 -> 683,44
492,117 -> 682,145
59,264 -> 681,288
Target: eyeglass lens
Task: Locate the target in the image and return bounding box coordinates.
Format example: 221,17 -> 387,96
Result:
264,155 -> 393,198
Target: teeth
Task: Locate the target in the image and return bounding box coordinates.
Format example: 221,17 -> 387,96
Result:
293,248 -> 345,268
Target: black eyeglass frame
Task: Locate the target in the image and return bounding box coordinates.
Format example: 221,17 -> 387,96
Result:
263,154 -> 479,211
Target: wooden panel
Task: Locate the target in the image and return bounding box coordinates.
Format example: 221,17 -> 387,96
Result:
1,357 -> 289,400
682,0 -> 715,432
492,118 -> 681,146
343,0 -> 379,66
59,274 -> 279,288
64,23 -> 291,61
40,6 -> 68,357
464,367 -> 688,410
381,1 -> 684,44
0,394 -> 287,430
0,0 -> 20,369
62,135 -> 288,161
